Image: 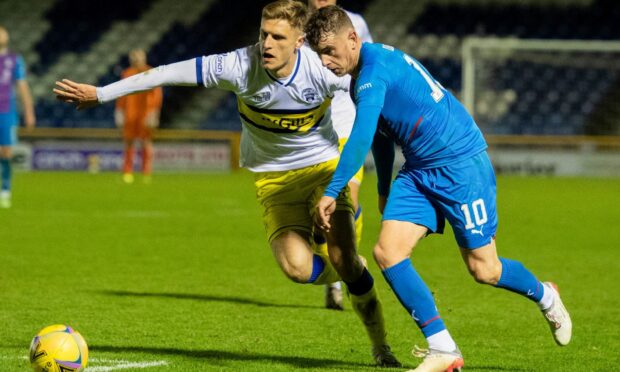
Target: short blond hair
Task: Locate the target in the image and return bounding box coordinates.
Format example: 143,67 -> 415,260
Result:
262,0 -> 309,32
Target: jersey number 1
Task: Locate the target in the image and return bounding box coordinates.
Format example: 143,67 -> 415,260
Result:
403,54 -> 445,103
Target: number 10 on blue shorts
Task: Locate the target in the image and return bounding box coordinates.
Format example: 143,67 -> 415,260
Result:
383,151 -> 498,249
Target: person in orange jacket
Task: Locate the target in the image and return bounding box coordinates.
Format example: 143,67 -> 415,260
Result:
115,49 -> 162,183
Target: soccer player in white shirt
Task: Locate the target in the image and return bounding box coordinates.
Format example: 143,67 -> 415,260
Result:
307,0 -> 374,312
54,0 -> 400,367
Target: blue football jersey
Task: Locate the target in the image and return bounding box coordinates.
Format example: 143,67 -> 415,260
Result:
325,43 -> 487,198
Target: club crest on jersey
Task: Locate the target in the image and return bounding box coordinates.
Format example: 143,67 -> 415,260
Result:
251,91 -> 271,103
302,88 -> 318,103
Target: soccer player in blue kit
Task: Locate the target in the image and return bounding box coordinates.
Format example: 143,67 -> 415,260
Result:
307,6 -> 572,372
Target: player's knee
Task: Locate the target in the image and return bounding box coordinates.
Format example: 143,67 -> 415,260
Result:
324,248 -> 364,282
325,252 -> 355,279
468,260 -> 502,285
326,250 -> 344,271
271,231 -> 314,283
280,262 -> 310,283
373,239 -> 413,270
277,253 -> 312,283
373,242 -> 392,270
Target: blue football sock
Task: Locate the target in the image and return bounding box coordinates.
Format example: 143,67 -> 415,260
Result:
354,205 -> 362,220
307,254 -> 326,283
0,158 -> 11,192
382,258 -> 446,337
495,257 -> 544,302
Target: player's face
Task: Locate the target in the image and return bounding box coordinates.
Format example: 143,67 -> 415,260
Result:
0,28 -> 9,49
259,19 -> 304,77
129,50 -> 147,67
315,29 -> 358,77
308,0 -> 337,10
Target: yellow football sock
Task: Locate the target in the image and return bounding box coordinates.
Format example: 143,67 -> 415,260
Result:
315,242 -> 329,257
312,252 -> 341,285
350,285 -> 388,347
355,209 -> 363,248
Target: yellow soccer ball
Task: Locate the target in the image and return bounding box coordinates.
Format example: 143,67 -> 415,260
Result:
29,325 -> 88,372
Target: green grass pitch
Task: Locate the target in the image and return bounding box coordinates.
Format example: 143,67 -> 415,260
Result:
1,171 -> 618,371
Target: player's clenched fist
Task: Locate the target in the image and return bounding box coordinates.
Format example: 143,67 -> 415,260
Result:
315,195 -> 337,232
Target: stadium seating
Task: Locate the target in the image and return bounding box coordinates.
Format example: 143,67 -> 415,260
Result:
4,0 -> 617,134
409,0 -> 620,40
31,0 -> 220,128
0,0 -> 55,69
144,0 -> 264,129
32,0 -> 153,74
399,0 -> 620,135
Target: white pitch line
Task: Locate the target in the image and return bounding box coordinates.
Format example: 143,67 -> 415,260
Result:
89,358 -> 131,363
86,360 -> 169,371
3,355 -> 169,370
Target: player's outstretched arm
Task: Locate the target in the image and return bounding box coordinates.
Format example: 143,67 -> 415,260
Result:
54,58 -> 200,110
54,79 -> 99,110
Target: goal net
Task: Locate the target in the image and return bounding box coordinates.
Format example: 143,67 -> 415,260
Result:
462,37 -> 620,137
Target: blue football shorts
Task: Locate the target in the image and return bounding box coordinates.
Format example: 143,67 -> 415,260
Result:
0,113 -> 18,146
383,151 -> 498,249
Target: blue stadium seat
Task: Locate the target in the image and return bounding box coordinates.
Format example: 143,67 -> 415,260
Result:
409,1 -> 620,40
32,0 -> 154,75
32,0 -> 620,135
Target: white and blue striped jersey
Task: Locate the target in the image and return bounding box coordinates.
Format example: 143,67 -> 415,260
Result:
199,44 -> 351,172
97,44 -> 350,172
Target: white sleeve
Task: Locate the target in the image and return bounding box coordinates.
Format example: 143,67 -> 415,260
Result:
329,73 -> 351,96
358,18 -> 373,43
97,58 -> 198,103
347,11 -> 373,43
199,49 -> 246,92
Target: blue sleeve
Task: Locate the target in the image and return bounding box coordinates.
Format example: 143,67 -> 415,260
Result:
14,56 -> 26,80
371,121 -> 395,196
324,74 -> 387,198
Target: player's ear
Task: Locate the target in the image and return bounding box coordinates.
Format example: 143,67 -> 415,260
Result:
347,29 -> 358,49
295,31 -> 305,49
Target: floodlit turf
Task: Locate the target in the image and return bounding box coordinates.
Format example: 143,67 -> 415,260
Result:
1,171 -> 618,371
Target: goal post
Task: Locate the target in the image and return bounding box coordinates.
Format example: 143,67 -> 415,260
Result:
462,37 -> 620,139
461,38 -> 620,176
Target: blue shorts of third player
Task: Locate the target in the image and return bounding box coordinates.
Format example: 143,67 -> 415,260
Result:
383,151 -> 498,249
0,113 -> 18,146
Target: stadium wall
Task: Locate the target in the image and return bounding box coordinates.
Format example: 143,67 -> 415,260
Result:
15,130 -> 620,176
16,128 -> 240,172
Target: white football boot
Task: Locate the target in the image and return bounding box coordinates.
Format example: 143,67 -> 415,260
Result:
408,345 -> 464,372
542,282 -> 572,346
325,282 -> 344,311
0,191 -> 11,209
